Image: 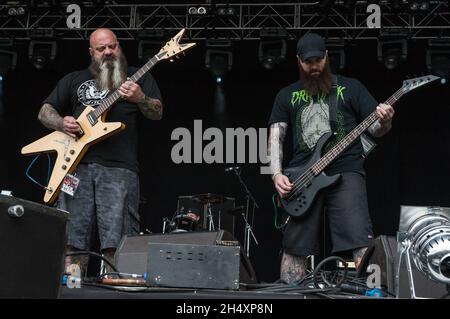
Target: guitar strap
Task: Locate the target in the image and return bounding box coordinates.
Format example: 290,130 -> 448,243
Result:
328,74 -> 338,134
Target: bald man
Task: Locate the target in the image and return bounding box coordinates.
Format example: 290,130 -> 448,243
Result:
38,28 -> 163,276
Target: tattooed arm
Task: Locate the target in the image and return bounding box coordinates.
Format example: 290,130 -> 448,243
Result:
268,122 -> 288,178
38,103 -> 80,138
268,122 -> 293,198
137,95 -> 163,120
38,103 -> 64,131
118,80 -> 163,120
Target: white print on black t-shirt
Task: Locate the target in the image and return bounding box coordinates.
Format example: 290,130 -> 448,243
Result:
300,99 -> 331,149
77,79 -> 109,106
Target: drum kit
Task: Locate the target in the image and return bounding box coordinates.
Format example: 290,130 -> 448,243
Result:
163,193 -> 231,234
162,192 -> 258,257
162,167 -> 259,257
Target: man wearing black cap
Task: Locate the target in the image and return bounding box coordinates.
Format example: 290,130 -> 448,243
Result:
268,33 -> 394,283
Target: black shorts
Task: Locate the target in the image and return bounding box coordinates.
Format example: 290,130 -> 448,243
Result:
282,172 -> 373,256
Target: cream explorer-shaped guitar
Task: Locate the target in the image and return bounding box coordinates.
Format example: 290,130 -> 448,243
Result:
22,29 -> 196,204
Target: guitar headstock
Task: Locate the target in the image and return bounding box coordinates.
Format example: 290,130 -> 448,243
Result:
402,75 -> 440,93
156,29 -> 196,61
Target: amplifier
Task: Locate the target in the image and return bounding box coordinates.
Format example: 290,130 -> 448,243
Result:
147,243 -> 240,290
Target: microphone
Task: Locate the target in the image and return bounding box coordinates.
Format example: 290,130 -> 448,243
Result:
225,166 -> 240,172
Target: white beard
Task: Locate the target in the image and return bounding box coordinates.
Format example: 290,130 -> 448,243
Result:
97,58 -> 124,91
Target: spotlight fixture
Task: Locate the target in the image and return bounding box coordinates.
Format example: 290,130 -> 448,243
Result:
377,39 -> 407,70
188,6 -> 207,15
205,49 -> 232,81
258,28 -> 287,70
426,40 -> 450,82
326,40 -> 346,73
409,1 -> 430,11
397,206 -> 450,298
0,50 -> 17,77
216,6 -> 236,16
205,40 -> 232,82
7,6 -> 26,16
258,39 -> 287,70
28,41 -> 57,70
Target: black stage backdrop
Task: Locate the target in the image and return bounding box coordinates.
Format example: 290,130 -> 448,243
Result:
0,38 -> 449,283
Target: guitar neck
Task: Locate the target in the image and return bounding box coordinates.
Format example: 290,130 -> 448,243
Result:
312,87 -> 405,174
91,56 -> 159,119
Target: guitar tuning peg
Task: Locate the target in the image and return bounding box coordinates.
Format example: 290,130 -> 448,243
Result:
169,58 -> 174,62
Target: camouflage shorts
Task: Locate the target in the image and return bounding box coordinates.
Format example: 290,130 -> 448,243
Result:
57,163 -> 140,251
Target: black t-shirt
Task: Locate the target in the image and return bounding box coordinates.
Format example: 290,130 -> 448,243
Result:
44,67 -> 162,172
268,75 -> 378,175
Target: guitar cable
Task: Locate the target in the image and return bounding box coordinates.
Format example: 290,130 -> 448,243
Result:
272,193 -> 290,230
25,154 -> 52,190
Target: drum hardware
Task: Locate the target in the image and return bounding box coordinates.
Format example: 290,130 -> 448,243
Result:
162,207 -> 201,234
191,193 -> 225,231
226,167 -> 259,257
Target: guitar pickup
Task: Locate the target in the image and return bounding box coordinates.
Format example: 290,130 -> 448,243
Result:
87,111 -> 98,126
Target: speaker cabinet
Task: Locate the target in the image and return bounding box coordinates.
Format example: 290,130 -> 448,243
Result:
115,230 -> 257,287
0,195 -> 69,298
358,235 -> 448,298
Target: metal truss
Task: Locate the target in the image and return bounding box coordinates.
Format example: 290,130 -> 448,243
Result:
0,1 -> 450,41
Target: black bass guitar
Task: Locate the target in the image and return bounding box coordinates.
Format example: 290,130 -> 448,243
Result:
281,75 -> 439,218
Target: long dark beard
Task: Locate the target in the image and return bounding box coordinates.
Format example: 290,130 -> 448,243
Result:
89,51 -> 128,91
299,59 -> 333,96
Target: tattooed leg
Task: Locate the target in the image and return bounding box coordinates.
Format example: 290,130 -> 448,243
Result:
280,252 -> 308,284
353,247 -> 368,270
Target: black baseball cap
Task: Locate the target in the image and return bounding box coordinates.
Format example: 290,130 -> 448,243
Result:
297,33 -> 326,61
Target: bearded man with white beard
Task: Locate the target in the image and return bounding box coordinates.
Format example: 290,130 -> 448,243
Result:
37,28 -> 163,275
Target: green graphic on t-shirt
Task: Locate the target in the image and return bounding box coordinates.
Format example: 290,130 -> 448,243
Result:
291,86 -> 346,108
292,87 -> 346,153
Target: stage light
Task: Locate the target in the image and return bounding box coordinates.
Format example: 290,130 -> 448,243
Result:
409,1 -> 430,11
258,28 -> 287,70
28,41 -> 57,70
205,49 -> 232,81
205,40 -> 232,82
7,6 -> 26,16
419,1 -> 430,10
217,6 -> 236,16
258,39 -> 287,70
426,40 -> 450,82
0,50 -> 17,77
188,6 -> 207,15
397,206 -> 450,298
377,39 -> 407,70
326,40 -> 345,73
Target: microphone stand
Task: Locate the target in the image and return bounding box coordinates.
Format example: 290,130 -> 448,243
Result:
231,168 -> 259,257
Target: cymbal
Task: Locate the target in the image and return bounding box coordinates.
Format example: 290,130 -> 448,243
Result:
191,193 -> 226,205
227,206 -> 246,217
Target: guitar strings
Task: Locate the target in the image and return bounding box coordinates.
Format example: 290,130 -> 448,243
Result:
285,87 -> 405,201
